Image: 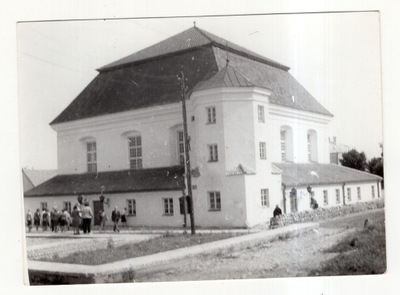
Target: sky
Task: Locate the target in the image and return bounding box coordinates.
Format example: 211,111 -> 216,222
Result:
17,12 -> 382,170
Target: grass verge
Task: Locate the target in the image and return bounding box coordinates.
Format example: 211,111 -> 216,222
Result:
38,232 -> 243,265
310,211 -> 386,276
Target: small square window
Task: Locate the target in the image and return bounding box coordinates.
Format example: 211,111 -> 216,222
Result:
259,142 -> 266,159
208,144 -> 218,162
323,190 -> 328,206
209,191 -> 221,211
206,107 -> 216,124
127,199 -> 136,216
63,201 -> 72,213
335,189 -> 341,204
347,188 -> 352,202
258,105 -> 265,122
163,198 -> 174,215
40,202 -> 48,210
261,189 -> 269,207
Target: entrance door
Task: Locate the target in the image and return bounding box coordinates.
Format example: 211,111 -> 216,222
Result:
290,188 -> 298,213
93,200 -> 103,226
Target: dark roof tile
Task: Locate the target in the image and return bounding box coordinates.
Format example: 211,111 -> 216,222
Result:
274,163 -> 382,187
24,166 -> 185,197
99,27 -> 288,72
194,64 -> 254,91
51,26 -> 332,125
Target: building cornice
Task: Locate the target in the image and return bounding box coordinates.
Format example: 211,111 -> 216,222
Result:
51,102 -> 188,133
191,87 -> 271,105
268,104 -> 332,125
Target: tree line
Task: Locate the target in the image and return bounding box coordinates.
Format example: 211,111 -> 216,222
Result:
340,146 -> 384,186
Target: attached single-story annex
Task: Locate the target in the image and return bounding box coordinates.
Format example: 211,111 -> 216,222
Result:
23,25 -> 383,228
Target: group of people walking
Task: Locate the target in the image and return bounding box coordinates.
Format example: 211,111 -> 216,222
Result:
26,202 -> 128,235
26,208 -> 72,233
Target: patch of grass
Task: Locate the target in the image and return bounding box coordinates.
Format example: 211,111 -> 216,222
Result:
320,209 -> 384,230
38,233 -> 242,265
310,214 -> 386,276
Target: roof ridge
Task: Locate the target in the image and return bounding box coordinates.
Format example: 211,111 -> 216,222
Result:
98,27 -> 213,72
193,26 -> 215,43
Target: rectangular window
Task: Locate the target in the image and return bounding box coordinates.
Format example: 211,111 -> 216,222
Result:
323,190 -> 328,206
40,202 -> 48,210
357,187 -> 361,200
258,105 -> 265,122
307,134 -> 312,161
280,130 -> 286,161
206,106 -> 216,124
261,189 -> 269,207
347,188 -> 352,202
259,142 -> 266,159
336,189 -> 341,204
208,144 -> 218,162
63,201 -> 72,213
163,198 -> 174,215
371,185 -> 375,199
177,130 -> 185,166
127,199 -> 136,216
209,191 -> 221,211
87,141 -> 97,173
129,136 -> 143,169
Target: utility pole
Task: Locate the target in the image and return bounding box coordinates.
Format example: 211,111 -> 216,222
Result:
178,71 -> 196,235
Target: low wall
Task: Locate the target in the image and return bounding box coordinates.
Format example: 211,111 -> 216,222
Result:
275,199 -> 384,226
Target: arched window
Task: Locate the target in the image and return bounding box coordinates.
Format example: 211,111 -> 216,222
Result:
122,131 -> 142,170
80,136 -> 97,173
169,124 -> 184,166
280,126 -> 293,162
307,129 -> 318,162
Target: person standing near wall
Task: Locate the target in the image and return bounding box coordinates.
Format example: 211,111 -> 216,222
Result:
273,205 -> 282,217
26,210 -> 33,232
42,209 -> 49,231
33,209 -> 41,231
81,200 -> 93,234
121,208 -> 127,228
99,210 -> 108,231
111,206 -> 121,233
51,208 -> 60,233
71,205 -> 81,235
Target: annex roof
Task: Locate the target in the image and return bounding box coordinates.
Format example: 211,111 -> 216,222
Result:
51,26 -> 332,125
194,63 -> 254,91
273,163 -> 382,187
22,169 -> 58,187
226,164 -> 256,176
24,166 -> 185,197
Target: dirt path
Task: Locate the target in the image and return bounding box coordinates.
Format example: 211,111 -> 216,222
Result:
133,210 -> 383,282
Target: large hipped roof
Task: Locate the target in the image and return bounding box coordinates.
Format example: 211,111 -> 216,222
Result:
99,26 -> 289,72
51,26 -> 332,125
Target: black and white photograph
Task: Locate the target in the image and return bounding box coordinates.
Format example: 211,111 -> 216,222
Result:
17,11 -> 386,286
